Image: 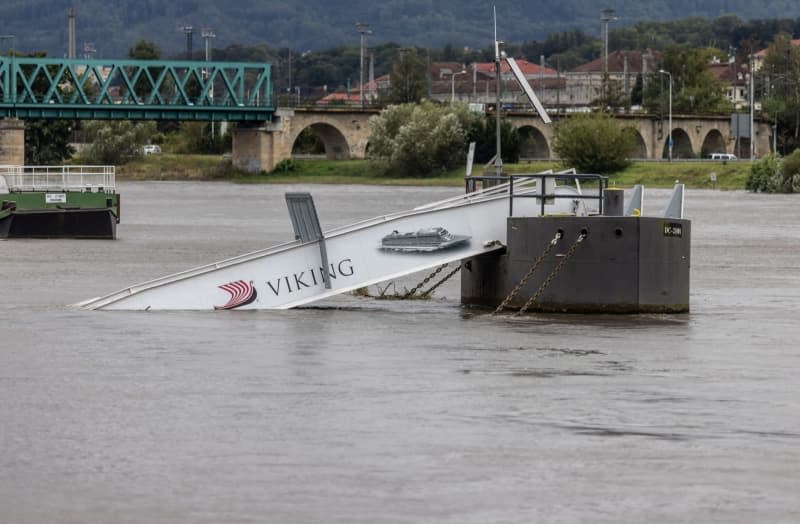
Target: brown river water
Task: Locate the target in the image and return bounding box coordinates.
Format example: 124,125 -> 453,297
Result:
1,182 -> 799,523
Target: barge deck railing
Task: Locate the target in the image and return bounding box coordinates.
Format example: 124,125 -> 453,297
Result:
0,165 -> 115,193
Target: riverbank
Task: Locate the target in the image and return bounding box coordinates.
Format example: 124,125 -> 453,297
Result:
116,154 -> 751,189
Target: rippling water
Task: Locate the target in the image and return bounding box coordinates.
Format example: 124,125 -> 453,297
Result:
1,182 -> 799,523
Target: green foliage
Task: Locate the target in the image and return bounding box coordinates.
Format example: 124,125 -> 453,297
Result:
292,127 -> 325,154
384,51 -> 428,104
593,76 -> 630,111
12,2 -> 800,61
746,153 -> 782,192
747,150 -> 800,193
760,34 -> 800,153
778,149 -> 800,193
271,158 -> 298,173
369,101 -> 480,176
162,122 -> 229,154
80,121 -> 156,164
644,46 -> 731,114
553,113 -> 636,173
128,39 -> 161,60
468,117 -> 520,164
24,120 -> 75,165
630,74 -> 643,106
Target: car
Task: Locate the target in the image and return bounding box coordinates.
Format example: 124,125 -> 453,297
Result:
143,144 -> 161,155
710,153 -> 736,160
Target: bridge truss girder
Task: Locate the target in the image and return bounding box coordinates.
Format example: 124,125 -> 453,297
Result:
0,57 -> 273,121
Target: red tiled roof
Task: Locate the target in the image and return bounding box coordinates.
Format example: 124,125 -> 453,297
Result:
708,62 -> 748,85
473,58 -> 557,76
571,50 -> 660,74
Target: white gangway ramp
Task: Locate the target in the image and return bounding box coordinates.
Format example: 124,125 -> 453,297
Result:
77,177 -> 584,311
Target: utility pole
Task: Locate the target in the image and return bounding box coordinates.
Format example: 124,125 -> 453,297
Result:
68,7 -> 76,59
356,23 -> 371,108
601,8 -> 617,104
178,25 -> 194,60
493,7 -> 503,177
202,28 -> 217,135
659,69 -> 673,161
202,28 -> 215,63
749,54 -> 755,159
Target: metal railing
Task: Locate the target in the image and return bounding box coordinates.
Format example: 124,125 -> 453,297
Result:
0,165 -> 115,192
466,172 -> 608,216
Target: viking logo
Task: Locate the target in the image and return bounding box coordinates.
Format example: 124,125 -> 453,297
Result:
214,280 -> 258,310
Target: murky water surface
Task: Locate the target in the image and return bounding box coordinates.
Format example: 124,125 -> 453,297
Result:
1,182 -> 799,523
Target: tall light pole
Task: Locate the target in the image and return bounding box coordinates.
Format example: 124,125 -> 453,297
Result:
601,8 -> 617,102
355,23 -> 371,108
749,54 -> 755,159
450,70 -> 466,103
178,25 -> 194,60
202,28 -> 215,62
659,69 -> 673,161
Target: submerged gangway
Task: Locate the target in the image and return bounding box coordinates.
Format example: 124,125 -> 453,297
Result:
78,173 -> 601,311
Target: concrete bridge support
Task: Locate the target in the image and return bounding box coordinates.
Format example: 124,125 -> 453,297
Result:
230,110 -> 294,173
0,119 -> 25,166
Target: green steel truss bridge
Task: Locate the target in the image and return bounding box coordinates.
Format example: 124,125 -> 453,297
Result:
0,57 -> 273,121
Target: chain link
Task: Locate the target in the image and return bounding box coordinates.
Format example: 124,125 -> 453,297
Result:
404,263 -> 448,298
421,264 -> 462,296
517,232 -> 586,316
493,231 -> 562,314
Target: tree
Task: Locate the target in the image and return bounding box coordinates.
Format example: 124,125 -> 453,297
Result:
384,50 -> 428,104
128,39 -> 161,60
15,51 -> 75,164
80,121 -> 156,164
644,46 -> 731,114
368,101 -> 480,176
467,116 -> 520,164
746,152 -> 781,192
630,73 -> 644,106
25,120 -> 75,165
747,150 -> 800,193
760,33 -> 800,153
553,113 -> 636,173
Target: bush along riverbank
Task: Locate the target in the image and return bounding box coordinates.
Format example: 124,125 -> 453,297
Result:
114,155 -> 753,190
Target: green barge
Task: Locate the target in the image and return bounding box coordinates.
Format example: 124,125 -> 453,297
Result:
0,166 -> 119,239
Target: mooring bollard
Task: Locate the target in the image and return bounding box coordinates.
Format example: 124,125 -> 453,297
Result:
603,187 -> 624,216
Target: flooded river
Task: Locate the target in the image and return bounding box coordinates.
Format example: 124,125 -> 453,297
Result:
1,182 -> 799,523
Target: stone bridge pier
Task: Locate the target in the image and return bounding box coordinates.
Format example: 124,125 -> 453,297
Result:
0,119 -> 25,165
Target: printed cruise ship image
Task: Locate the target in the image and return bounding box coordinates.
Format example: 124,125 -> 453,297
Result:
380,227 -> 471,253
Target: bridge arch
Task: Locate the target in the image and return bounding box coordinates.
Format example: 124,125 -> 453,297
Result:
630,129 -> 647,159
517,125 -> 550,159
700,129 -> 726,157
663,128 -> 694,159
290,122 -> 350,160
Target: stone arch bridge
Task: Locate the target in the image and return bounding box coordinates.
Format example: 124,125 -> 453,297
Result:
228,108 -> 772,173
0,108 -> 772,169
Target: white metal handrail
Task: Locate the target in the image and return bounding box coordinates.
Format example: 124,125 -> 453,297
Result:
0,165 -> 115,192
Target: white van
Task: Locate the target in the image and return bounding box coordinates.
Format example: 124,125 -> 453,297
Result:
143,144 -> 161,155
710,153 -> 736,160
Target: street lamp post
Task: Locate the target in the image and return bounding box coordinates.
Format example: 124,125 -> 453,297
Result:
601,8 -> 617,102
659,69 -> 673,161
450,70 -> 466,103
355,23 -> 371,108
